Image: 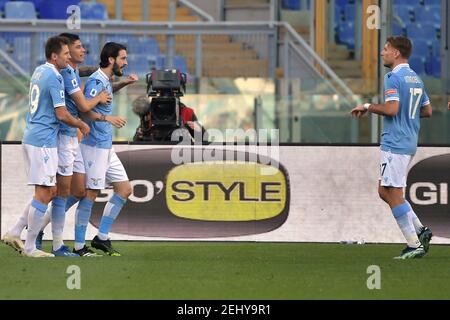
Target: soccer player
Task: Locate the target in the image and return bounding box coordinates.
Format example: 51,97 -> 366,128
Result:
3,36 -> 90,257
351,36 -> 433,259
73,42 -> 135,257
34,33 -> 128,256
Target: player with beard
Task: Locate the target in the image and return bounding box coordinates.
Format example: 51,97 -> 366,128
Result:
73,42 -> 135,256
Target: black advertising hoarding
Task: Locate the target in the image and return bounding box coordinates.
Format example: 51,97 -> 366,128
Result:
406,154 -> 450,238
90,147 -> 290,238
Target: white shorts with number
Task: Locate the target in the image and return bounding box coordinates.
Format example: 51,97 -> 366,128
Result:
23,143 -> 58,186
80,144 -> 128,190
57,134 -> 83,176
379,150 -> 413,188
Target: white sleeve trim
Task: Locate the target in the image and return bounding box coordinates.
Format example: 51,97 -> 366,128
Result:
385,97 -> 400,102
68,87 -> 81,95
54,103 -> 65,108
422,100 -> 430,107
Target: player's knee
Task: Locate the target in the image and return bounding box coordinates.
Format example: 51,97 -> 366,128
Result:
119,182 -> 132,199
57,186 -> 71,198
72,188 -> 86,199
378,187 -> 389,202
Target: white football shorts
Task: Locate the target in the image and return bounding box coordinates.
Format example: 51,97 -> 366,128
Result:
57,134 -> 81,176
22,143 -> 58,186
379,150 -> 413,188
80,144 -> 128,189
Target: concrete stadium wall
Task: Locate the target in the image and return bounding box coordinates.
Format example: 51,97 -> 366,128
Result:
1,144 -> 449,244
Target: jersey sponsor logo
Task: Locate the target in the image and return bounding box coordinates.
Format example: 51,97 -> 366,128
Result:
406,154 -> 450,238
385,89 -> 398,96
90,147 -> 290,238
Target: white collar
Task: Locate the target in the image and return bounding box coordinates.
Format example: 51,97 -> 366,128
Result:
392,63 -> 409,73
97,68 -> 110,81
45,62 -> 61,76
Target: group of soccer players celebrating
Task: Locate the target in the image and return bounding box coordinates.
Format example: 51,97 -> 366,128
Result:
3,34 -> 137,257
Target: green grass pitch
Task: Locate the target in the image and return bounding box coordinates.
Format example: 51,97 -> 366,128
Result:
1,242 -> 450,299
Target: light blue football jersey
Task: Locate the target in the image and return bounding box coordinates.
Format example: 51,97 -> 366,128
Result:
381,63 -> 430,155
81,69 -> 113,149
22,62 -> 66,148
59,65 -> 81,137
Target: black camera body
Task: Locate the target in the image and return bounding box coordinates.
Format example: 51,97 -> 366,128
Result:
133,69 -> 189,142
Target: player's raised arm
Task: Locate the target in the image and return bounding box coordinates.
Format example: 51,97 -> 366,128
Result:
112,73 -> 138,93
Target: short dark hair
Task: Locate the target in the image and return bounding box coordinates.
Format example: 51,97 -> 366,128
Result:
386,36 -> 413,59
45,36 -> 69,60
58,33 -> 80,45
99,42 -> 127,68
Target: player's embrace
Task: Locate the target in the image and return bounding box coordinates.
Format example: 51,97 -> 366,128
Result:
351,36 -> 433,260
3,36 -> 89,257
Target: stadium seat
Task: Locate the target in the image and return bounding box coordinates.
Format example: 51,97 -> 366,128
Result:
79,2 -> 108,20
394,0 -> 421,6
424,0 -> 441,6
39,0 -> 80,19
5,2 -> 37,20
415,5 -> 441,23
411,39 -> 431,58
0,37 -> 8,51
0,0 -> 8,13
393,5 -> 414,23
409,56 -> 426,75
338,21 -> 355,50
344,4 -> 355,21
282,0 -> 300,10
407,24 -> 436,39
28,0 -> 44,12
392,23 -> 405,36
431,56 -> 441,77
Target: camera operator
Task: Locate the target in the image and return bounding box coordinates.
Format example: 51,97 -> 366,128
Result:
132,95 -> 206,142
132,69 -> 207,143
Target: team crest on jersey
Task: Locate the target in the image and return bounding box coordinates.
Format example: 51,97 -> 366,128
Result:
48,175 -> 55,184
90,178 -> 102,186
59,165 -> 69,173
43,155 -> 49,163
88,160 -> 93,168
95,79 -> 102,85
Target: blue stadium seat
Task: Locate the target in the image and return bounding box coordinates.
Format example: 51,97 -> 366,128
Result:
0,0 -> 8,12
0,37 -> 8,51
128,37 -> 160,56
5,2 -> 37,19
407,23 -> 437,39
174,56 -> 188,74
432,40 -> 440,56
411,39 -> 431,58
424,0 -> 441,6
282,0 -> 300,10
39,0 -> 80,19
344,4 -> 355,21
431,56 -> 441,77
338,21 -> 355,50
392,23 -> 405,36
409,56 -> 426,75
415,5 -> 441,23
28,0 -> 44,12
79,2 -> 108,20
393,5 -> 414,23
395,0 -> 421,6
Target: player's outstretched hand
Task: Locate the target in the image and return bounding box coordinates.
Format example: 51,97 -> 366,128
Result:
98,90 -> 112,105
351,105 -> 368,118
125,74 -> 139,85
79,121 -> 90,137
106,115 -> 127,128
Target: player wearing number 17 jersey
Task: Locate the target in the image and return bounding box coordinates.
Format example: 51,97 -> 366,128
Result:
351,36 -> 433,260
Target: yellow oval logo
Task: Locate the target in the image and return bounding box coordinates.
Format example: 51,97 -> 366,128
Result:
166,161 -> 287,221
